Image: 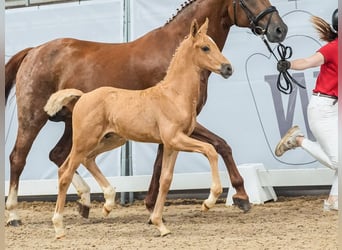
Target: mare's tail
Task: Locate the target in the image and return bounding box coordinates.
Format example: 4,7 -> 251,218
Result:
5,47 -> 33,104
44,89 -> 84,117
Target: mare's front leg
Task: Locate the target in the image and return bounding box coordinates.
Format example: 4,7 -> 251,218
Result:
49,115 -> 91,218
191,122 -> 251,212
149,147 -> 178,236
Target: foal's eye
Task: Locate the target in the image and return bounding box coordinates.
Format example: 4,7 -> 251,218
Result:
201,46 -> 210,52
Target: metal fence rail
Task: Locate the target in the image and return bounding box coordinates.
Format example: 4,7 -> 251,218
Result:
5,0 -> 86,9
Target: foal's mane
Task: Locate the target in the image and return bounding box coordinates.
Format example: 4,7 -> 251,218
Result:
164,34 -> 191,75
165,0 -> 198,25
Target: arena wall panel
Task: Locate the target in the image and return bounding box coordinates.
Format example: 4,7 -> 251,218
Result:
5,0 -> 337,197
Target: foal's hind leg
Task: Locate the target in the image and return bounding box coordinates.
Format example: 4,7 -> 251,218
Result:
53,155 -> 82,239
81,133 -> 126,217
83,158 -> 116,217
191,122 -> 251,212
49,116 -> 91,218
6,103 -> 49,226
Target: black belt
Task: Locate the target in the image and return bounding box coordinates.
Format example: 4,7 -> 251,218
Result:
312,92 -> 338,100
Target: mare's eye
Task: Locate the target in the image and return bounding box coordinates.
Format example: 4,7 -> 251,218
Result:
201,46 -> 210,52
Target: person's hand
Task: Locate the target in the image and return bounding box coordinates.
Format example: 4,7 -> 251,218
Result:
277,60 -> 291,73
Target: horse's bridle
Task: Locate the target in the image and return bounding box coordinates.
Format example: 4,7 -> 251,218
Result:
233,0 -> 278,36
233,0 -> 303,94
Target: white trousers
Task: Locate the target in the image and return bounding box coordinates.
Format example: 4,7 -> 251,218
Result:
301,95 -> 338,196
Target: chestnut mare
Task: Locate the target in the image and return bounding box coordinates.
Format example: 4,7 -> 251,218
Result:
5,0 -> 287,226
45,19 -> 232,238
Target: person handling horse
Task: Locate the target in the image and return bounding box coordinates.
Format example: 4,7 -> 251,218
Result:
275,9 -> 338,211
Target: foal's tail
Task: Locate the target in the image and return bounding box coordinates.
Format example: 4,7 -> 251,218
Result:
5,47 -> 33,104
44,89 -> 84,117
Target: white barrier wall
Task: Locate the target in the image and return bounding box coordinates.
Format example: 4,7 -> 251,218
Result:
5,0 -> 337,195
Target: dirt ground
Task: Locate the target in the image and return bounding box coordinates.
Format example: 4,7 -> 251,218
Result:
5,195 -> 338,250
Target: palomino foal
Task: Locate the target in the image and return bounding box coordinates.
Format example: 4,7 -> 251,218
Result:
45,18 -> 232,238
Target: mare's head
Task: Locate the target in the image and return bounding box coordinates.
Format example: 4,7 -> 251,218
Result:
189,18 -> 232,79
229,0 -> 288,42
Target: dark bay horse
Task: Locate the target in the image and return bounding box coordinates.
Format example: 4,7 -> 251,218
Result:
46,19 -> 232,238
5,0 -> 287,226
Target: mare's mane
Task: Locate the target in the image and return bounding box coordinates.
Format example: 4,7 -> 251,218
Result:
165,0 -> 198,25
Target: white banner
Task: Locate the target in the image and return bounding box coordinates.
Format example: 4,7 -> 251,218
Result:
5,0 -> 337,184
131,0 -> 337,175
5,0 -> 124,180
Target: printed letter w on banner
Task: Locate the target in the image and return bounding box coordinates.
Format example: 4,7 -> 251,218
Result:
264,72 -> 315,141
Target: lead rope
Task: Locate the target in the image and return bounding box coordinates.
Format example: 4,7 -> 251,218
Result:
261,36 -> 306,94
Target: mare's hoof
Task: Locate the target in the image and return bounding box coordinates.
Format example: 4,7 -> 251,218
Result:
77,201 -> 90,218
6,219 -> 22,227
233,197 -> 251,213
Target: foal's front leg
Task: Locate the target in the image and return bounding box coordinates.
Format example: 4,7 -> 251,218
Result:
171,133 -> 223,211
190,122 -> 251,212
149,148 -> 178,236
145,144 -> 164,213
145,122 -> 251,213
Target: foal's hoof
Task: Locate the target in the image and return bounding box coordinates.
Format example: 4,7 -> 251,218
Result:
102,205 -> 113,217
77,201 -> 90,218
201,202 -> 211,212
160,229 -> 171,237
6,219 -> 22,227
148,217 -> 166,224
233,197 -> 251,213
55,232 -> 66,240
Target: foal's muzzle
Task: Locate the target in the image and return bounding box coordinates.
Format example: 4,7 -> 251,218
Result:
220,63 -> 233,79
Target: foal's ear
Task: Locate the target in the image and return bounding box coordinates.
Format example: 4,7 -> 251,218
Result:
198,18 -> 209,35
190,19 -> 199,38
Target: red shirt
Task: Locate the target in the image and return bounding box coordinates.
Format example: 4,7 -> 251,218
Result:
313,38 -> 338,97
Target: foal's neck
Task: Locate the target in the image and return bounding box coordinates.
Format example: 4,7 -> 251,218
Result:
162,40 -> 201,92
